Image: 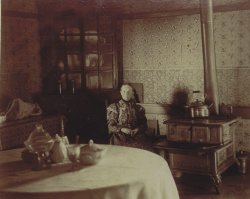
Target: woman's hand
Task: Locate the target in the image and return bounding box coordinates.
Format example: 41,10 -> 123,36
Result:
121,127 -> 139,136
121,128 -> 132,135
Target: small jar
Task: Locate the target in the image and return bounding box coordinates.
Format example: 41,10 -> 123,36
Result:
238,155 -> 248,174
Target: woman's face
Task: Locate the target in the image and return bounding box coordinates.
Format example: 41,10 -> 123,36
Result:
120,85 -> 134,101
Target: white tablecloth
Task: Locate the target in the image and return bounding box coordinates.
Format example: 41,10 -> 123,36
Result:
0,145 -> 179,199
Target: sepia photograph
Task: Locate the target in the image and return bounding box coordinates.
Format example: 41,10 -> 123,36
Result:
1,0 -> 250,198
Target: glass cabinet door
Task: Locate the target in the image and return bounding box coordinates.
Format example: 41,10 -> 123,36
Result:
84,35 -> 98,68
68,73 -> 82,90
67,53 -> 81,71
83,15 -> 115,90
86,72 -> 99,89
52,15 -> 117,94
100,71 -> 113,88
98,35 -> 114,88
100,35 -> 113,52
66,27 -> 81,72
85,53 -> 99,68
67,35 -> 80,51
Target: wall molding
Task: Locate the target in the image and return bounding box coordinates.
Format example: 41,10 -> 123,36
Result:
124,68 -> 203,71
118,2 -> 250,20
140,103 -> 250,119
139,103 -> 169,115
119,8 -> 200,20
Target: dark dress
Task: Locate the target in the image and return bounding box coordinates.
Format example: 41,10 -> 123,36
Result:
107,99 -> 152,150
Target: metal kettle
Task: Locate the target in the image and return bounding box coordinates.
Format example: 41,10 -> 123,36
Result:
187,99 -> 212,118
185,91 -> 213,118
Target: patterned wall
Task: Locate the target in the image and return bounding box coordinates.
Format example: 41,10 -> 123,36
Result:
123,10 -> 250,106
0,0 -> 41,107
123,9 -> 250,152
235,119 -> 250,152
123,15 -> 204,104
214,10 -> 250,106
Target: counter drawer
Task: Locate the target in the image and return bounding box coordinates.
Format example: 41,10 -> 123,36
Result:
168,124 -> 191,142
192,126 -> 210,143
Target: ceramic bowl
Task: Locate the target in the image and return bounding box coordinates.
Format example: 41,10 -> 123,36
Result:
66,144 -> 81,163
79,140 -> 106,165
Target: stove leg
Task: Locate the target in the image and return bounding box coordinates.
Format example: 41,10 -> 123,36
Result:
212,174 -> 221,194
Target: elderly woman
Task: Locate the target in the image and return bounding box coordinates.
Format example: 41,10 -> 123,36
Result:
107,84 -> 152,150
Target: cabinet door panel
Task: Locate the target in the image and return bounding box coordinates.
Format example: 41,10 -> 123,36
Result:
86,72 -> 99,89
216,143 -> 234,167
176,125 -> 191,142
210,127 -> 222,144
192,126 -> 209,143
100,71 -> 113,89
168,124 -> 178,141
169,153 -> 210,172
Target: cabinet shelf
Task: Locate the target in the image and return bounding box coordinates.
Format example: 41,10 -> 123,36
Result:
85,67 -> 113,71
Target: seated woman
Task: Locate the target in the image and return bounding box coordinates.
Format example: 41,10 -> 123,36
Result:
106,84 -> 152,150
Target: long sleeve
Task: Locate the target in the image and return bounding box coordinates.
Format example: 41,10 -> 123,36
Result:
106,103 -> 122,134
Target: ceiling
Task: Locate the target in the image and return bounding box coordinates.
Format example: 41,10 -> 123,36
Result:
38,0 -> 250,18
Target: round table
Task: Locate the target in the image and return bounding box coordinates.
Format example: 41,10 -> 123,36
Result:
0,145 -> 179,199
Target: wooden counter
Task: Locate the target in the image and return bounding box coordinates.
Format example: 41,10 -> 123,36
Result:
0,115 -> 64,150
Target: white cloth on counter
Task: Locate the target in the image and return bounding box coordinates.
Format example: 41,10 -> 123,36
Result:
0,145 -> 179,199
4,98 -> 42,121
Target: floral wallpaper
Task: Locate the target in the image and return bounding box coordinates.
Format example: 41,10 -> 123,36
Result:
215,11 -> 250,152
0,0 -> 41,105
123,9 -> 250,151
123,15 -> 204,104
214,10 -> 250,106
123,10 -> 250,106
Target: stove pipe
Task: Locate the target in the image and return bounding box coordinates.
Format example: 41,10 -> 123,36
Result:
200,0 -> 220,115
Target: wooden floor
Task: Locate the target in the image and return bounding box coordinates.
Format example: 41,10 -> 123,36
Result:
175,164 -> 250,199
